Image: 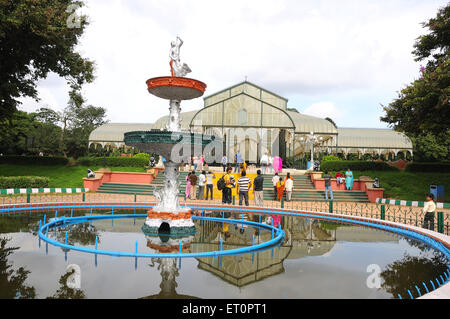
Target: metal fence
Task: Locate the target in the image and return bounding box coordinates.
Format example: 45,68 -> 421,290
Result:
1,192 -> 449,235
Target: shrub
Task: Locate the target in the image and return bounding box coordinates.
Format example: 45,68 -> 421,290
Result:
0,156 -> 68,165
0,176 -> 49,189
133,153 -> 150,161
77,156 -> 148,167
405,162 -> 450,173
321,160 -> 398,171
321,155 -> 341,162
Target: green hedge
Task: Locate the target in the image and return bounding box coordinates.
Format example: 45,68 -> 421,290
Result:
0,176 -> 49,189
405,162 -> 450,172
0,156 -> 68,165
77,156 -> 148,167
321,160 -> 398,171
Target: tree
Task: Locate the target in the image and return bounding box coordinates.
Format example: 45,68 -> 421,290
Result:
36,103 -> 107,158
410,130 -> 449,162
381,59 -> 450,136
0,111 -> 36,155
0,0 -> 95,121
0,237 -> 35,299
65,104 -> 108,158
412,4 -> 450,70
381,3 -> 450,161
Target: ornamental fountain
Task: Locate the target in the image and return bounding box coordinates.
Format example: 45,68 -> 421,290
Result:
124,37 -> 219,235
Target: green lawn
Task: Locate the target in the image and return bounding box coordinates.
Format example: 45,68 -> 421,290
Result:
349,170 -> 450,202
0,164 -> 146,188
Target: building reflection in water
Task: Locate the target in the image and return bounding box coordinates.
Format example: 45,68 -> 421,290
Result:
189,213 -> 401,287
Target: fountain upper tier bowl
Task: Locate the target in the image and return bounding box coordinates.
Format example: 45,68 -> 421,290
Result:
124,130 -> 221,160
146,77 -> 207,100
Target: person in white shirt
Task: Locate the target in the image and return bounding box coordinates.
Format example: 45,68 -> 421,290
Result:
206,171 -> 215,200
285,176 -> 293,202
272,173 -> 279,200
260,153 -> 269,174
198,171 -> 206,200
423,193 -> 437,230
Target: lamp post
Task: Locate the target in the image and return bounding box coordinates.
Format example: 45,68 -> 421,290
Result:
306,132 -> 318,171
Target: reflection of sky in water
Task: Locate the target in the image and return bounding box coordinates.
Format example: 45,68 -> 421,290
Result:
1,216 -> 446,299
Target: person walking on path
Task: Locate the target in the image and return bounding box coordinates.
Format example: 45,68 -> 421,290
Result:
222,155 -> 228,172
237,171 -> 252,207
345,168 -> 354,190
285,175 -> 293,202
206,171 -> 215,200
276,176 -> 285,201
189,171 -> 198,200
272,173 -> 279,200
253,170 -> 264,207
185,172 -> 191,199
198,171 -> 206,200
422,193 -> 436,230
323,170 -> 334,200
222,167 -> 234,205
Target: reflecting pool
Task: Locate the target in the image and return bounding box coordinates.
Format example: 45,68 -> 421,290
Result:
0,209 -> 447,299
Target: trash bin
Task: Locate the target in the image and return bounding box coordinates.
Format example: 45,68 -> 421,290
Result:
430,185 -> 444,202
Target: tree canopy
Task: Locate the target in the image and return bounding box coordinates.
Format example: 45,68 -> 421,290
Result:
0,0 -> 94,121
381,3 -> 450,161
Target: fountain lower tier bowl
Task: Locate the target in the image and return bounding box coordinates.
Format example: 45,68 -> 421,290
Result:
146,76 -> 207,100
141,209 -> 196,236
124,130 -> 221,159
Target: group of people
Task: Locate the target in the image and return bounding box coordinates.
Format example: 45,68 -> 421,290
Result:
334,169 -> 354,190
322,169 -> 354,200
219,166 -> 265,207
220,151 -> 248,174
185,170 -> 215,200
259,153 -> 283,174
271,172 -> 294,202
183,155 -> 207,172
182,165 -> 439,234
220,151 -> 283,175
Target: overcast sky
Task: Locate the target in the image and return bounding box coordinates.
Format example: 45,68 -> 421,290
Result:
19,0 -> 447,128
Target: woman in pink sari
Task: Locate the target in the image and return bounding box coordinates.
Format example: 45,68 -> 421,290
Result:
273,156 -> 282,174
185,172 -> 191,199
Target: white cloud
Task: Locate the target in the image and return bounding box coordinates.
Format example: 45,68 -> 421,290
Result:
17,0 -> 446,126
302,101 -> 344,120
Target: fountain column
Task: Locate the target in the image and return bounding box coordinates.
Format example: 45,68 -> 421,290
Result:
167,100 -> 182,132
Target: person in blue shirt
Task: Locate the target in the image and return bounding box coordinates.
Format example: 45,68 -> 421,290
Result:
234,151 -> 242,173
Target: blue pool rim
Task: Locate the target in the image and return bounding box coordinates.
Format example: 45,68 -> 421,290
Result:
38,214 -> 285,259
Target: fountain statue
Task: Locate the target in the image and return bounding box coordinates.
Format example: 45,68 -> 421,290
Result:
124,37 -> 220,235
